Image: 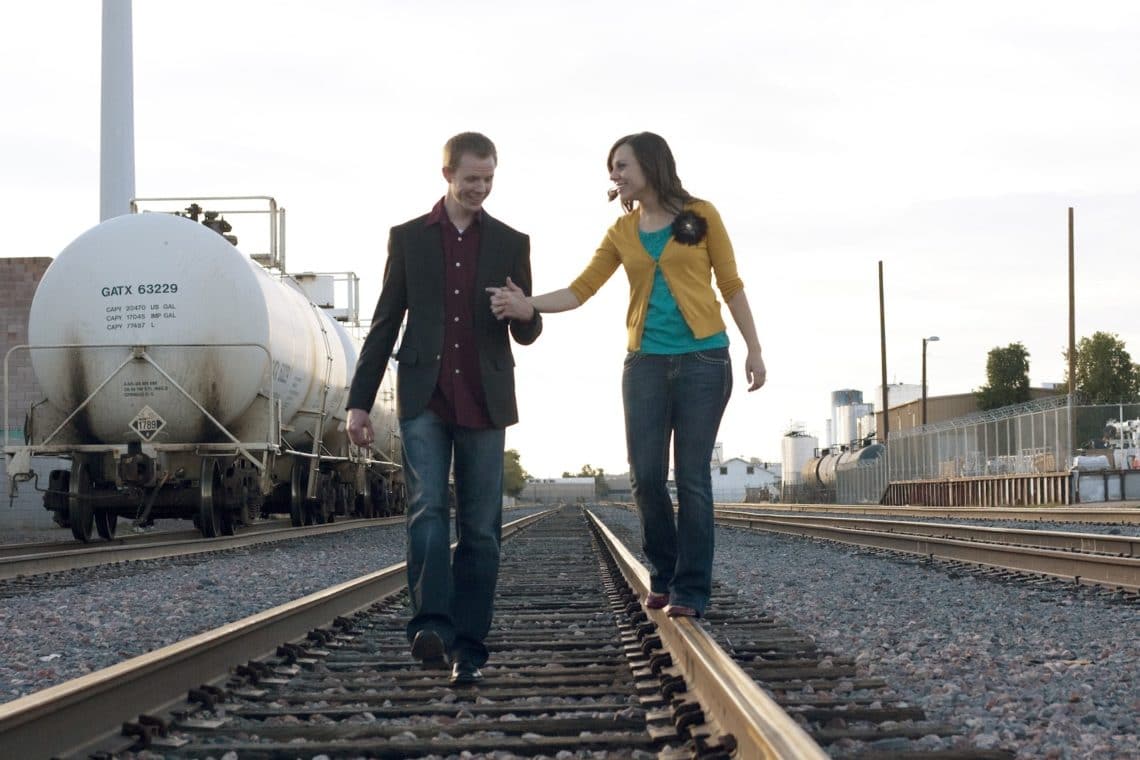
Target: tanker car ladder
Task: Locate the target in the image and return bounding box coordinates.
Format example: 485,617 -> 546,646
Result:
297,299 -> 337,505
2,341 -> 280,487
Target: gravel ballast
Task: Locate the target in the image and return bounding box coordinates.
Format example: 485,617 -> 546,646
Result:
594,506 -> 1139,759
3,506 -> 1137,759
0,524 -> 408,704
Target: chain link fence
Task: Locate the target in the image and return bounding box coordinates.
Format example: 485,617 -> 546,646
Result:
836,457 -> 889,504
886,396 -> 1140,480
886,396 -> 1069,481
794,398 -> 1140,506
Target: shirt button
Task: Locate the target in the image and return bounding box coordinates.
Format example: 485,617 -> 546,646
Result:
454,343 -> 460,348
455,262 -> 461,267
454,289 -> 460,294
454,317 -> 459,322
457,236 -> 463,242
455,369 -> 461,374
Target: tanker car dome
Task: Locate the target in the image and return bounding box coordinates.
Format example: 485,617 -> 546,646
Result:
28,213 -> 279,443
847,443 -> 885,463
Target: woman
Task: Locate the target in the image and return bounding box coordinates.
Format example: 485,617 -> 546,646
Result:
490,132 -> 765,617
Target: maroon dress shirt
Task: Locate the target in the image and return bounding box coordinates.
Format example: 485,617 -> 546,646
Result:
425,198 -> 494,429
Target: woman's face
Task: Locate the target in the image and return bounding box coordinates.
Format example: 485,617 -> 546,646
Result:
609,144 -> 649,204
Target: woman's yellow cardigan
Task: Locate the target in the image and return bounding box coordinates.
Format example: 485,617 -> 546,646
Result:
569,199 -> 744,351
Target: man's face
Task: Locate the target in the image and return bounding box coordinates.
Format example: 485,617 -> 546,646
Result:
443,153 -> 496,215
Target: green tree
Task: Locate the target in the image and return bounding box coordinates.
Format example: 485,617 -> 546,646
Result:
1066,331 -> 1140,403
975,342 -> 1031,410
562,464 -> 599,477
502,449 -> 529,498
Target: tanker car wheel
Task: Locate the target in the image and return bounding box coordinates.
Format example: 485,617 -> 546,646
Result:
220,506 -> 237,537
289,464 -> 307,527
46,469 -> 71,528
303,473 -> 335,525
68,462 -> 95,543
376,476 -> 394,517
318,476 -> 336,524
199,460 -> 225,538
357,474 -> 386,518
94,510 -> 118,541
354,489 -> 374,519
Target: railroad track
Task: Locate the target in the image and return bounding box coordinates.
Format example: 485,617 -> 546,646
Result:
716,509 -> 1140,594
0,517 -> 402,581
0,526 -> 202,560
1,506 -> 1019,759
1,507 -> 820,758
728,502 -> 1140,525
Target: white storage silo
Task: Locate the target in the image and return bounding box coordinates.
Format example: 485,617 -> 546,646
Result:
830,389 -> 863,447
836,402 -> 875,447
781,429 -> 818,486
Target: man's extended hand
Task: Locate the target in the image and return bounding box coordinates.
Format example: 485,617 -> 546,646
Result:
487,277 -> 534,321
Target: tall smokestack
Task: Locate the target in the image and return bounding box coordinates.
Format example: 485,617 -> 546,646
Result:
100,0 -> 135,221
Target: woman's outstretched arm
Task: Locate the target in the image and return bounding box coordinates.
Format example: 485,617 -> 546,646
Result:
489,277 -> 581,320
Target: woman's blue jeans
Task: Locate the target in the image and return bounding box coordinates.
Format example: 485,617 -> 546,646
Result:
400,409 -> 504,666
622,348 -> 732,615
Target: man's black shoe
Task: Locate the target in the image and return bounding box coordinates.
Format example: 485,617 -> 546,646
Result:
410,630 -> 448,670
449,660 -> 483,686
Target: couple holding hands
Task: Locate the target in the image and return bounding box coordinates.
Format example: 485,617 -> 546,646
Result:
345,130 -> 765,686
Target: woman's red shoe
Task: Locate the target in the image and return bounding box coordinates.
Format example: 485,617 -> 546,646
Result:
665,604 -> 699,618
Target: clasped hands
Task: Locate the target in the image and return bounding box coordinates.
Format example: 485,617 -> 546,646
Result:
486,276 -> 535,321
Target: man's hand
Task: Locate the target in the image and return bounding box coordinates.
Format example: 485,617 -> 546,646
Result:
487,277 -> 535,321
346,408 -> 375,447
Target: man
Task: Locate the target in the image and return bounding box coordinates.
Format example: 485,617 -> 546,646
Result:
346,132 -> 541,686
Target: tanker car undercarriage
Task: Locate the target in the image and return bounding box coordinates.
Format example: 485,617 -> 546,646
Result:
36,448 -> 404,542
7,344 -> 405,543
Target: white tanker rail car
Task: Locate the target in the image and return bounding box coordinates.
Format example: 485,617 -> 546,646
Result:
4,199 -> 403,541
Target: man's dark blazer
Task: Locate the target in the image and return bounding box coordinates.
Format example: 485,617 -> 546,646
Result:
346,209 -> 542,428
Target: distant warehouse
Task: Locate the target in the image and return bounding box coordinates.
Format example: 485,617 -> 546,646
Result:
522,477 -> 596,504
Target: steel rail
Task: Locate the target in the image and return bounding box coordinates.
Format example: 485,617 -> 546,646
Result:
0,517 -> 296,559
728,502 -> 1140,524
717,514 -> 1140,592
0,516 -> 403,581
0,510 -> 552,758
586,509 -> 829,760
717,509 -> 1140,556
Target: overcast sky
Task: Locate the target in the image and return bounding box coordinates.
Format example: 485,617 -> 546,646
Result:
4,1 -> 1140,478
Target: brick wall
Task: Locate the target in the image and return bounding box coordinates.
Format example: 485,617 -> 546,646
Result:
1,456 -> 69,532
2,258 -> 59,533
2,258 -> 52,428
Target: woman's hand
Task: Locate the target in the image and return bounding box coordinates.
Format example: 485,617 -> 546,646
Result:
745,351 -> 766,391
487,277 -> 535,321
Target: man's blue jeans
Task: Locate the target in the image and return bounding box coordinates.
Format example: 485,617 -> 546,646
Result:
622,348 -> 732,615
400,409 -> 504,666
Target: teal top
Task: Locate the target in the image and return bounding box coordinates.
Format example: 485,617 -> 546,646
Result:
638,225 -> 729,355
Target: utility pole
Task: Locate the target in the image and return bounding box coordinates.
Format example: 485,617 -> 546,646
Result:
922,336 -> 940,426
1067,208 -> 1076,463
879,261 -> 889,448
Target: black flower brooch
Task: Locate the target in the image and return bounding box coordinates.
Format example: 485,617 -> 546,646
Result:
672,210 -> 708,245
